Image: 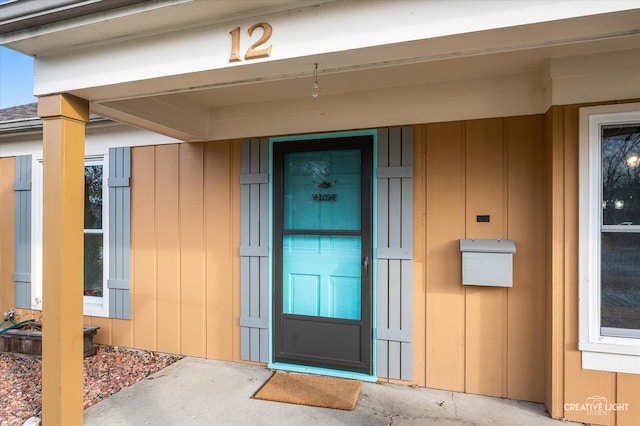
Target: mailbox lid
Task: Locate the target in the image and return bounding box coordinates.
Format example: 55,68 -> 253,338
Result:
459,239 -> 516,253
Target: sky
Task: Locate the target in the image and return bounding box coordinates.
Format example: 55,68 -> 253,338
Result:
0,46 -> 37,109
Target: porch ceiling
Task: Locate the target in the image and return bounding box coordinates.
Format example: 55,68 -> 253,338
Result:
88,15 -> 640,141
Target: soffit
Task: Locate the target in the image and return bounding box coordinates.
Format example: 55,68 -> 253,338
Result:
0,0 -> 149,35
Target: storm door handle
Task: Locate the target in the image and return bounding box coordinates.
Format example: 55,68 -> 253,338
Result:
363,256 -> 369,277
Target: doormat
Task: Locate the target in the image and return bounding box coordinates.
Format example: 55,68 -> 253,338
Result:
253,371 -> 362,411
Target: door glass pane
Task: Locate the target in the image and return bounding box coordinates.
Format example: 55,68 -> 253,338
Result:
601,232 -> 640,335
84,233 -> 104,297
283,149 -> 361,231
282,235 -> 361,320
602,126 -> 640,226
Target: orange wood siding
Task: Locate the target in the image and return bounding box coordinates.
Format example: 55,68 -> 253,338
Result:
130,145 -> 157,350
423,121 -> 467,392
412,124 -> 427,388
547,102 -> 640,426
416,115 -> 546,402
155,144 -> 182,354
464,118 -> 507,398
178,143 -> 206,357
617,374 -> 640,425
0,157 -> 15,314
544,105 -> 565,418
204,141 -> 240,360
86,141 -> 241,360
504,115 -> 546,402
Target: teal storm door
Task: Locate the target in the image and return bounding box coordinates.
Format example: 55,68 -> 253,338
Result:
273,136 -> 373,374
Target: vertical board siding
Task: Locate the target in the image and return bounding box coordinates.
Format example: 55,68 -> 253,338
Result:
178,143 -> 206,357
13,155 -> 32,308
377,127 -> 413,381
124,142 -> 240,358
424,121 -> 467,392
205,142 -> 235,360
412,128 -> 427,387
108,147 -> 132,319
0,158 -> 16,313
239,138 -> 269,363
155,145 -> 182,354
504,116 -> 546,402
617,374 -> 640,425
544,106 -> 565,418
421,116 -> 546,402
464,118 -> 507,398
131,146 -> 157,350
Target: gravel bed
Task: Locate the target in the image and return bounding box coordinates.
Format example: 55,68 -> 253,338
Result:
0,346 -> 182,426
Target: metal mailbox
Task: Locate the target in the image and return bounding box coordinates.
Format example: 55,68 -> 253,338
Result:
459,239 -> 516,287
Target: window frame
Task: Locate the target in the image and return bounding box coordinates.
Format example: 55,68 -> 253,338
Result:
83,156 -> 109,315
31,153 -> 110,317
579,102 -> 640,374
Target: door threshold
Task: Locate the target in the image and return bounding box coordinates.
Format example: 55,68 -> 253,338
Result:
268,362 -> 377,382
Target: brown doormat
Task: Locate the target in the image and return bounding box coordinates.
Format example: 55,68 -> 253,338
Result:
253,371 -> 362,411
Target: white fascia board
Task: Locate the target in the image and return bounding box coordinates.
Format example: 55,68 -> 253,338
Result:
0,121 -> 180,159
550,48 -> 640,105
33,0 -> 640,99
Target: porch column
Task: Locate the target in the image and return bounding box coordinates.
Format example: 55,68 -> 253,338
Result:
38,94 -> 89,426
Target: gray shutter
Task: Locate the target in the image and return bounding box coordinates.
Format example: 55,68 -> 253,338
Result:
240,138 -> 269,363
107,147 -> 131,319
13,155 -> 32,309
377,127 -> 413,380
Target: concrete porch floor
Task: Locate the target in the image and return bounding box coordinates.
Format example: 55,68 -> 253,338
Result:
83,357 -> 582,425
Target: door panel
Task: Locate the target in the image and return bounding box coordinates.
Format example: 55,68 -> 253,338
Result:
273,136 -> 373,374
283,235 -> 361,319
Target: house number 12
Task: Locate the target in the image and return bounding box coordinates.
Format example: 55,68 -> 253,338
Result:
229,23 -> 273,62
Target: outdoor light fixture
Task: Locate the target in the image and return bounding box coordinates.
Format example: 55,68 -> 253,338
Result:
312,63 -> 320,98
625,152 -> 640,167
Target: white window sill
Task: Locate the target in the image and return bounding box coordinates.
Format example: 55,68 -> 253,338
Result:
581,350 -> 640,374
83,296 -> 109,318
580,337 -> 640,374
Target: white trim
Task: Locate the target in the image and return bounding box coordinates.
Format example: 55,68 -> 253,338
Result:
583,351 -> 640,375
30,158 -> 43,310
578,102 -> 640,374
1,123 -> 180,160
82,155 -> 110,317
30,152 -> 111,317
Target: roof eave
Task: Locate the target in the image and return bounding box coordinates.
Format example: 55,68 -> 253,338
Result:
0,115 -> 113,138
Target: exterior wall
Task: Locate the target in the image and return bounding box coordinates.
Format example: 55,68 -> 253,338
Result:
1,116 -> 547,403
547,102 -> 640,426
412,115 -> 546,402
0,157 -> 15,314
84,142 -> 243,361
10,110 -> 640,417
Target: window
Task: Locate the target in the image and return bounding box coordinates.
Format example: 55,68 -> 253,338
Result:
31,154 -> 110,317
579,103 -> 640,374
17,146 -> 130,318
83,158 -> 109,313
